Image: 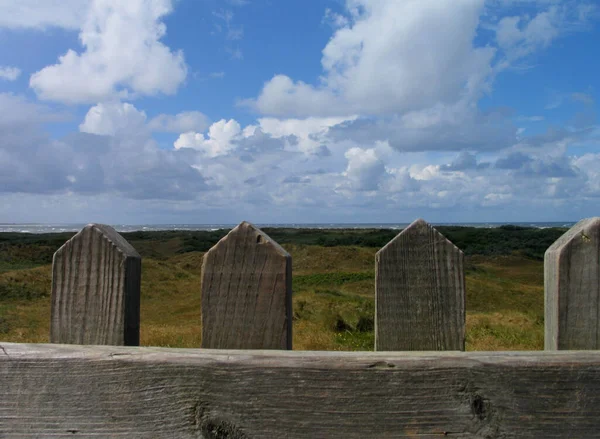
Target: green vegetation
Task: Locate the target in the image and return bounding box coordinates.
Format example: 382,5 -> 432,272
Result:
0,226 -> 559,350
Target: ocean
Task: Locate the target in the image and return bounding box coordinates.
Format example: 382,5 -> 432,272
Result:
0,222 -> 576,234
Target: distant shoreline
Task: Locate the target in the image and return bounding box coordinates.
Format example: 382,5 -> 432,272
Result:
0,221 -> 576,234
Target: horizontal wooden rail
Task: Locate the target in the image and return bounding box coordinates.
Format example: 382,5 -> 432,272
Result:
2,343 -> 600,438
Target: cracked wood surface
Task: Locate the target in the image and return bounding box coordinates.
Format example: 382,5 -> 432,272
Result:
2,343 -> 600,438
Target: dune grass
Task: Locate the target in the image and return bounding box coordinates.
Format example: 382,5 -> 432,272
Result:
0,240 -> 544,350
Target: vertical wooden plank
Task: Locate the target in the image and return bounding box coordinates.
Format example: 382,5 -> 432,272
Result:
201,221 -> 292,349
375,218 -> 465,351
50,224 -> 141,346
545,217 -> 600,350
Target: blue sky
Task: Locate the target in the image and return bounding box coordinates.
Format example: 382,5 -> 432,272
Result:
0,0 -> 599,224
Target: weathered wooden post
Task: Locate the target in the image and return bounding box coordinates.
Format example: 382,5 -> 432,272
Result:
201,221 -> 292,349
375,218 -> 465,351
545,217 -> 600,350
51,224 -> 141,346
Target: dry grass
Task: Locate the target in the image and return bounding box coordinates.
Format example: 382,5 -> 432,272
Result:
0,300 -> 51,343
287,244 -> 376,274
293,320 -> 335,350
0,247 -> 545,351
466,312 -> 544,351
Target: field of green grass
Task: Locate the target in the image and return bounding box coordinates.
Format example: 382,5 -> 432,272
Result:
0,226 -> 565,350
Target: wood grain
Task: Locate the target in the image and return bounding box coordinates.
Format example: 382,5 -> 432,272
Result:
201,221 -> 292,349
51,224 -> 141,346
545,217 -> 600,350
3,343 -> 600,438
376,218 -> 465,351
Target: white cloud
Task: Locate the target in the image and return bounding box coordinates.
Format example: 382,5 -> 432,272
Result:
1,0 -> 599,222
494,2 -> 596,64
257,116 -> 356,154
0,93 -> 69,130
248,0 -> 494,117
343,147 -> 387,191
148,111 -> 210,133
174,119 -> 243,157
496,8 -> 560,59
323,8 -> 350,29
29,0 -> 187,104
174,115 -> 358,159
244,75 -> 340,116
328,101 -> 518,152
79,102 -> 147,137
574,153 -> 600,196
0,66 -> 21,81
2,93 -> 600,221
0,0 -> 90,29
1,96 -> 212,199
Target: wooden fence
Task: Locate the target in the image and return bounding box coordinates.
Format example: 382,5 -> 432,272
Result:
1,217 -> 600,437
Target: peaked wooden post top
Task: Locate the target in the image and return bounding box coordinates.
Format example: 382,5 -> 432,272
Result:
375,217 -> 465,351
204,221 -> 290,259
545,217 -> 600,350
376,218 -> 462,257
51,223 -> 141,346
545,217 -> 600,255
55,223 -> 140,259
201,220 -> 292,350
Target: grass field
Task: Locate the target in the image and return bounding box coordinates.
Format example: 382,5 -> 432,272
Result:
0,227 -> 558,350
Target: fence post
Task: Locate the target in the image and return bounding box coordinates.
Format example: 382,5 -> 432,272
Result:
201,221 -> 292,349
545,217 -> 600,350
375,218 -> 465,351
51,224 -> 141,346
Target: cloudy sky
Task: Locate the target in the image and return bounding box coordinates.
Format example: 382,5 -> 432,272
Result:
0,0 -> 599,224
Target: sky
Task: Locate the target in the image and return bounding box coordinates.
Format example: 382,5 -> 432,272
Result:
0,0 -> 599,225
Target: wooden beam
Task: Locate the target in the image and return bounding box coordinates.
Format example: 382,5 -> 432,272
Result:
376,218 -> 465,351
51,224 -> 141,346
2,343 -> 600,438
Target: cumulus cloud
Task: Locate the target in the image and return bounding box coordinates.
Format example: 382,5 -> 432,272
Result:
0,66 -> 21,81
174,119 -> 243,157
172,116 -> 349,158
247,0 -> 495,117
1,0 -> 599,222
2,93 -> 600,221
0,96 -> 212,200
29,0 -> 187,104
343,147 -> 387,191
82,103 -> 210,135
79,102 -> 148,137
256,116 -> 356,154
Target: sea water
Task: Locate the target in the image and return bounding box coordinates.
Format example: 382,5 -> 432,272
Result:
0,222 -> 576,234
